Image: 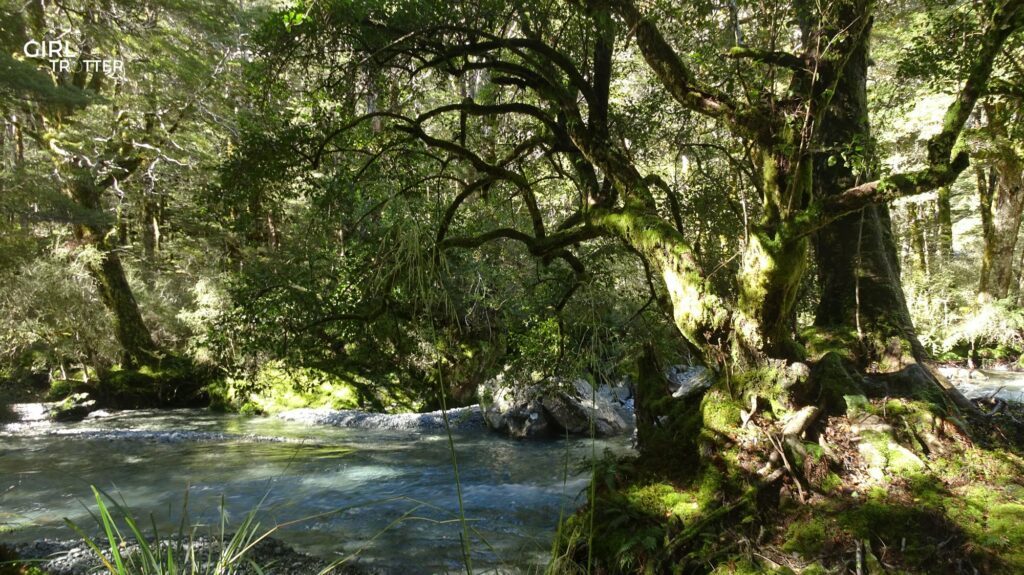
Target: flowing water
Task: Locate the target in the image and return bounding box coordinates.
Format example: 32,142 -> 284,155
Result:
938,367 -> 1024,402
0,408 -> 631,573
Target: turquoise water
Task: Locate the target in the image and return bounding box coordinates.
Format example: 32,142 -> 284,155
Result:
0,409 -> 631,573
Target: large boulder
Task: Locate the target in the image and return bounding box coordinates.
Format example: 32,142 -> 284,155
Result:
480,376 -> 631,439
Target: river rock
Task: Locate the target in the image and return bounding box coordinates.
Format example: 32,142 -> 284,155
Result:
278,405 -> 485,433
481,383 -> 550,439
667,365 -> 713,399
50,393 -> 97,422
10,536 -> 372,575
480,377 -> 630,439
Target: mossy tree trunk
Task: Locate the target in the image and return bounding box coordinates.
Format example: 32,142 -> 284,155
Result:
357,0 -> 1010,463
811,2 -> 927,369
815,206 -> 924,366
977,150 -> 1024,302
16,3 -> 162,370
92,248 -> 160,368
69,172 -> 160,368
603,0 -> 1005,443
141,193 -> 163,261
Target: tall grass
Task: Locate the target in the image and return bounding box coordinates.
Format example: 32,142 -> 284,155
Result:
64,486 -> 272,575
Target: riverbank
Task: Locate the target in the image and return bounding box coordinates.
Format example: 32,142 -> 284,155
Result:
8,536 -> 373,575
5,370 -> 1019,574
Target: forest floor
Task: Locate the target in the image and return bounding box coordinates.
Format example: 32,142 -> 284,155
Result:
555,391 -> 1024,575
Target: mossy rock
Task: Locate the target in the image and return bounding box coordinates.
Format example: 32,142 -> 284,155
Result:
857,429 -> 926,481
45,378 -> 78,401
50,392 -> 97,422
211,361 -> 365,414
96,357 -> 213,409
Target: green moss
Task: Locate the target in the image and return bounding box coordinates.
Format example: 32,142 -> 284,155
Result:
206,379 -> 232,412
797,564 -> 830,575
948,482 -> 1024,571
817,471 -> 843,492
695,466 -> 726,508
619,466 -> 728,526
701,389 -> 743,436
983,501 -> 1024,566
790,352 -> 862,414
905,473 -> 948,509
624,482 -> 701,522
837,500 -> 954,565
45,378 -> 75,401
843,394 -> 871,416
821,371 -> 863,413
799,327 -> 860,361
709,558 -> 796,574
216,361 -> 362,414
555,456 -> 749,575
782,518 -> 828,557
97,356 -> 211,408
883,398 -> 911,416
859,431 -> 925,478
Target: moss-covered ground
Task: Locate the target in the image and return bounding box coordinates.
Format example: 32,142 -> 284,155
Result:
554,377 -> 1024,575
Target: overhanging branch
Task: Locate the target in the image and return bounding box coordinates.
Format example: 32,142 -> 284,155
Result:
725,47 -> 809,71
820,152 -> 969,218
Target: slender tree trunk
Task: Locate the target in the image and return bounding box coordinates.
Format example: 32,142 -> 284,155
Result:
0,119 -> 6,171
936,186 -> 954,259
117,202 -> 129,246
15,119 -> 24,165
907,202 -> 928,274
978,160 -> 1024,301
142,195 -> 161,260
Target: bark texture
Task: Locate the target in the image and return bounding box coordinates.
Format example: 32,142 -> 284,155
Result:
812,5 -> 925,366
978,155 -> 1024,301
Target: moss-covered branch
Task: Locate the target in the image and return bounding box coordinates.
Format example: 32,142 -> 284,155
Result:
725,46 -> 810,71
589,207 -> 731,356
819,152 -> 970,218
608,0 -> 748,127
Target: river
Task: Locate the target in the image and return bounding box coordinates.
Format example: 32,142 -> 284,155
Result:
0,408 -> 631,574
